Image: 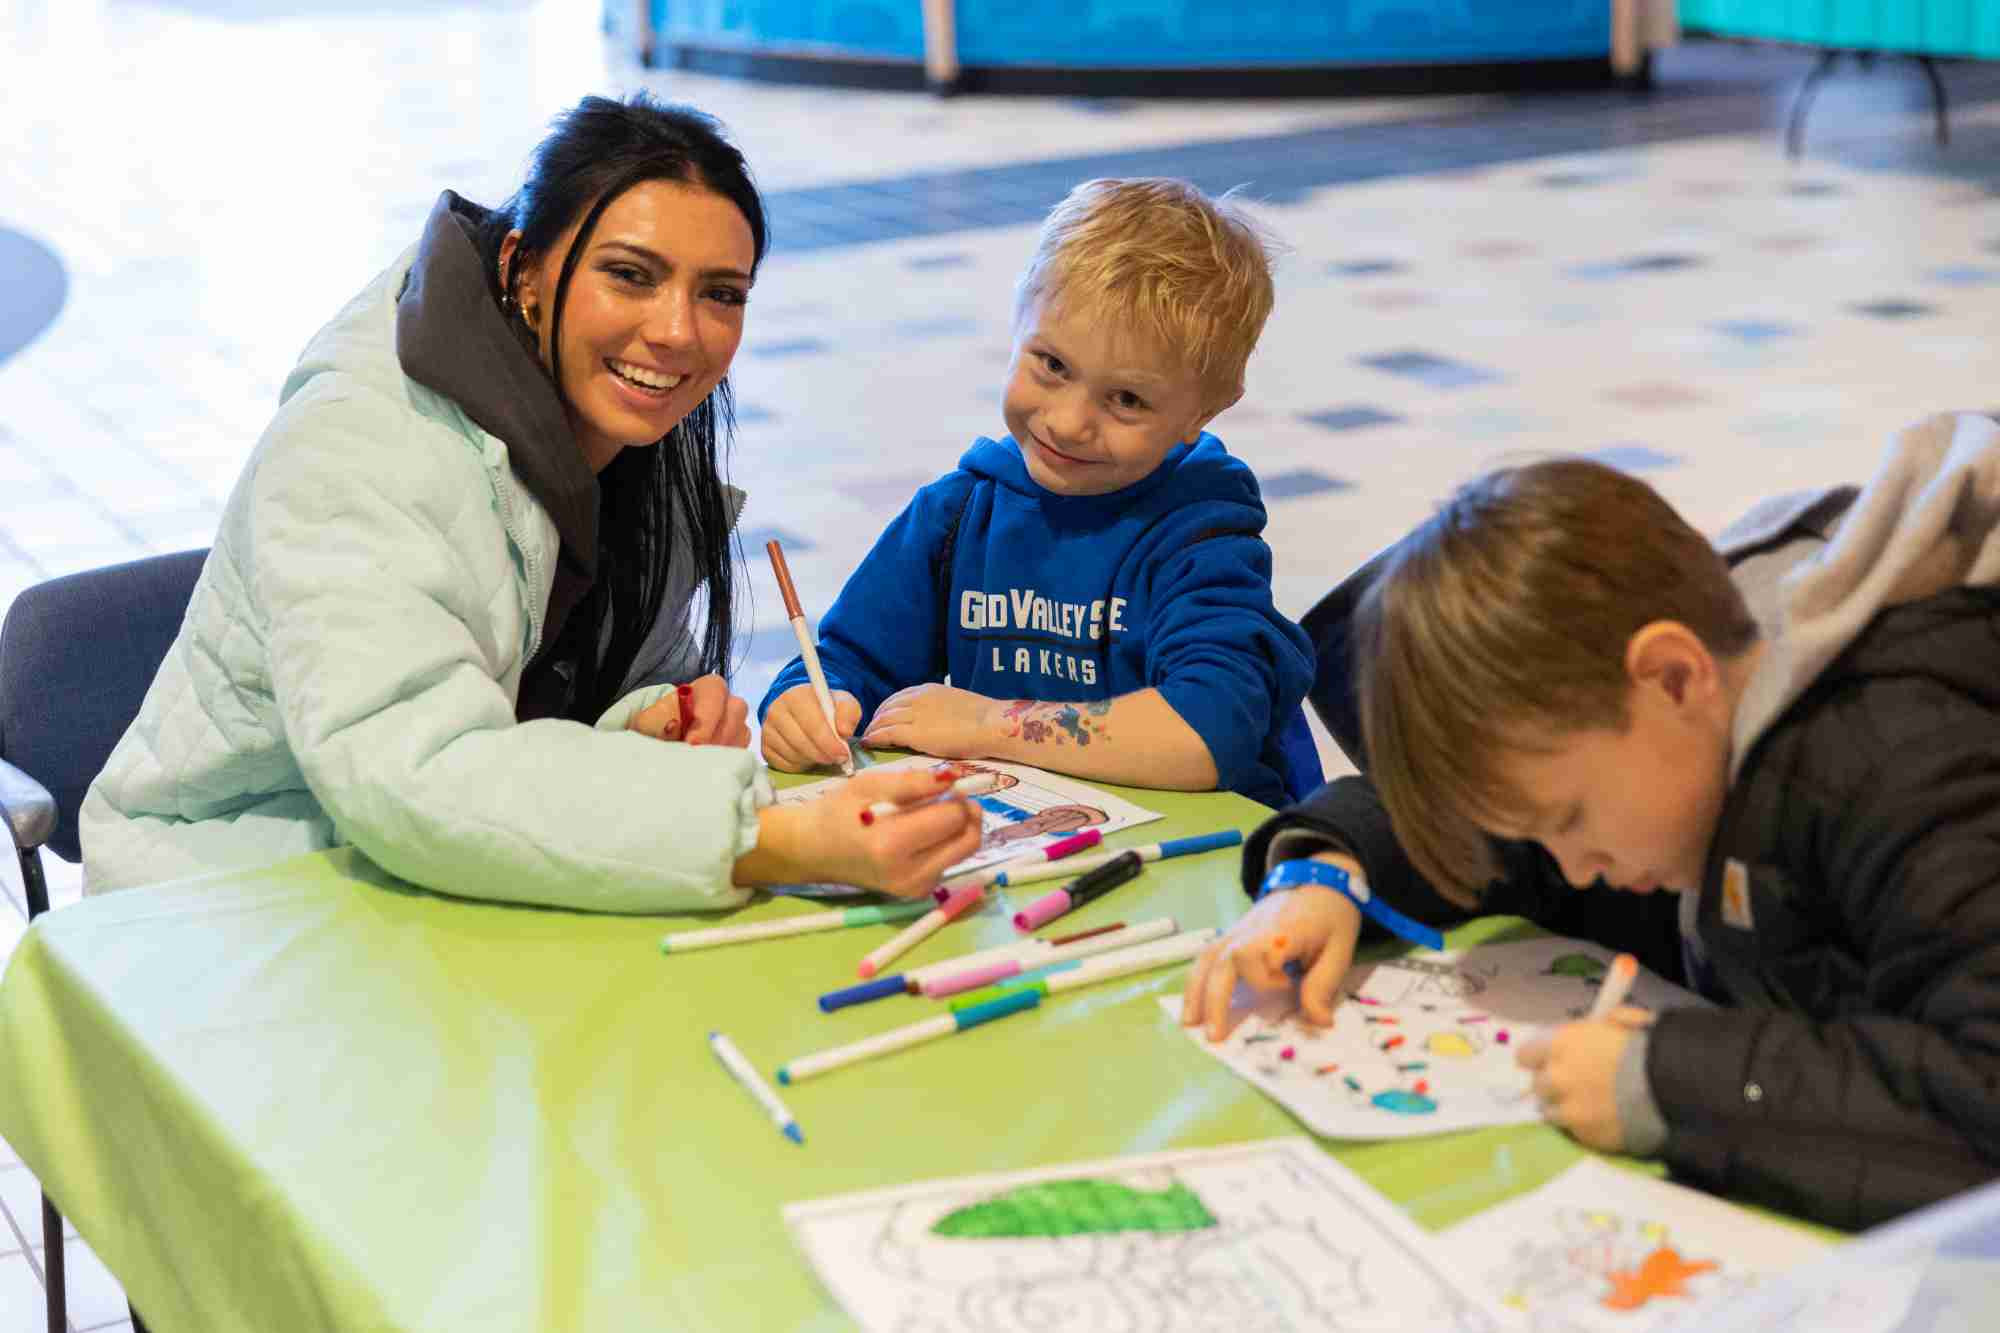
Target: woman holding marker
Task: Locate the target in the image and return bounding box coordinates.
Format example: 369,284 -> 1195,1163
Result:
82,93 -> 981,906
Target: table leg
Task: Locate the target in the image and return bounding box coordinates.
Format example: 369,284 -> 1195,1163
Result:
41,1193 -> 64,1333
1787,49 -> 1842,160
920,0 -> 960,96
1917,55 -> 1951,146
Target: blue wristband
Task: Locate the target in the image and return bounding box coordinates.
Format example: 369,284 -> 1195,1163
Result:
1261,859 -> 1445,951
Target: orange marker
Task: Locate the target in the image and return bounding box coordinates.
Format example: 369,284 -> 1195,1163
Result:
1587,953 -> 1640,1022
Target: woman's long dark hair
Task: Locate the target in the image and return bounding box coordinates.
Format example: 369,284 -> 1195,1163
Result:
478,93 -> 767,720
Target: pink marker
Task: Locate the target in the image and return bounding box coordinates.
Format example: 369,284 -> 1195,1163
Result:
856,884 -> 984,979
933,828 -> 1104,901
1013,850 -> 1145,932
919,917 -> 1177,997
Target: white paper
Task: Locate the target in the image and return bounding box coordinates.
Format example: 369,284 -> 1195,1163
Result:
1161,936 -> 1708,1139
778,755 -> 1162,885
1656,1175 -> 2000,1333
784,1136 -> 1499,1333
1441,1158 -> 1827,1331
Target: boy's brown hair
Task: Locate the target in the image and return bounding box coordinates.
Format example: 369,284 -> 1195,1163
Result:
1013,178 -> 1275,412
1356,459 -> 1760,906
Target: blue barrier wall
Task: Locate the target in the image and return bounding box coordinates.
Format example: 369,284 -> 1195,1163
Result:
641,1 -> 1611,67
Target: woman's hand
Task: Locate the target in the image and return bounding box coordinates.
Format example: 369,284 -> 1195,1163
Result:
1516,1007 -> 1654,1153
760,685 -> 862,771
861,684 -> 997,759
1180,853 -> 1366,1042
737,767 -> 984,899
627,675 -> 751,747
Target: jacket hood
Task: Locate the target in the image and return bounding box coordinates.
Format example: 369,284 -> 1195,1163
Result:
1726,412 -> 2000,777
395,190 -> 598,576
958,433 -> 1265,526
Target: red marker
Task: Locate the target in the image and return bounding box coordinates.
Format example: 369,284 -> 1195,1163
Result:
1381,1035 -> 1406,1051
676,683 -> 693,741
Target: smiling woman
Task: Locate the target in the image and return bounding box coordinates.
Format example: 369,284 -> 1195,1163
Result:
78,93 -> 983,909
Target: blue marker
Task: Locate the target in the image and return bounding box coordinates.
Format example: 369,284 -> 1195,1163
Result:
992,830 -> 1244,889
708,1031 -> 803,1145
818,974 -> 911,1012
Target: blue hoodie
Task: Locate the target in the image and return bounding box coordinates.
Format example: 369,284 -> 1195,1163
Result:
759,434 -> 1316,807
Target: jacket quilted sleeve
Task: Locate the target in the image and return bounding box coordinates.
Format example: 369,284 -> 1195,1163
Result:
1647,663 -> 2000,1230
251,374 -> 762,914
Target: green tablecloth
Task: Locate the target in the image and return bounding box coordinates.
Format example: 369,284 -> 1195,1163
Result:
0,780 -> 1719,1331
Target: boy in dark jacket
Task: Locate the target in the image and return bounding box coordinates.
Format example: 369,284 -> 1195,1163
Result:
1183,413 -> 2000,1230
757,178 -> 1316,808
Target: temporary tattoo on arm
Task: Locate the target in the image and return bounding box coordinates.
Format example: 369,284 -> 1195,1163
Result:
1000,699 -> 1112,748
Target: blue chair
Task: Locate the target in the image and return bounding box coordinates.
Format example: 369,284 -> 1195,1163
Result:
0,548 -> 205,1333
1297,544 -> 1396,774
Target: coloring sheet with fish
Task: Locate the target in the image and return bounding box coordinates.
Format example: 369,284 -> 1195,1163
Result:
783,1136 -> 1499,1333
1160,936 -> 1709,1139
1441,1158 -> 1827,1332
778,756 -> 1161,884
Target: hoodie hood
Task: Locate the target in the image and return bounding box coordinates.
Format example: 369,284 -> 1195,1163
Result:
395,190 -> 598,577
1725,412 -> 2000,778
958,433 -> 1265,528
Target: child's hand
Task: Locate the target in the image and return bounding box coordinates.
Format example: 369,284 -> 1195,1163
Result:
798,767 -> 984,898
761,685 -> 861,771
1180,856 -> 1365,1043
861,684 -> 996,759
1516,1007 -> 1654,1153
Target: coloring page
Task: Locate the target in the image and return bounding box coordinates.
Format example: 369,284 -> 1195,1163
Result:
778,756 -> 1161,894
784,1136 -> 1498,1333
1440,1158 -> 1828,1332
1655,1175 -> 2000,1333
1160,937 -> 1709,1139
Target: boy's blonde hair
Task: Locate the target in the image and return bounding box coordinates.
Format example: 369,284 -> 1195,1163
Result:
1356,459 -> 1759,906
1013,178 -> 1275,410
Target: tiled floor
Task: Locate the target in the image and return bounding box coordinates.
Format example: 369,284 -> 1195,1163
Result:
5,0 -> 2000,1322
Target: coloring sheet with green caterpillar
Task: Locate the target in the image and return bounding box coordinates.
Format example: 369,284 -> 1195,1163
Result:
784,1137 -> 1498,1332
1161,936 -> 1708,1139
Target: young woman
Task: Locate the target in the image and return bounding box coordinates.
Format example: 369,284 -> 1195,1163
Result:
82,94 -> 979,909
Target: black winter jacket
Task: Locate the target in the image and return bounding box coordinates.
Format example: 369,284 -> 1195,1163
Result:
1252,585 -> 2000,1231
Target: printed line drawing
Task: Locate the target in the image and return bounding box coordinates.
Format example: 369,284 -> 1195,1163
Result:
1163,938 -> 1708,1140
779,755 -> 1161,883
1441,1159 -> 1828,1333
786,1138 -> 1500,1333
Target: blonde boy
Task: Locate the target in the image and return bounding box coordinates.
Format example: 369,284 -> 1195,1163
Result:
1186,417 -> 2000,1229
759,179 -> 1315,806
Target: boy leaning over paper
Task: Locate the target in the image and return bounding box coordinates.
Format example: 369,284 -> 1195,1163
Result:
1185,413 -> 2000,1230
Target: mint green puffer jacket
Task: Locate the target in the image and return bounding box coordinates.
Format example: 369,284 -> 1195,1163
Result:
80,249 -> 769,910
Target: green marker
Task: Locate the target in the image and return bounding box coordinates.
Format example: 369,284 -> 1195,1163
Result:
661,900 -> 929,954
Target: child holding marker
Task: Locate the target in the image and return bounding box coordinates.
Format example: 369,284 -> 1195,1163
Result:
758,178 -> 1316,808
1185,414 -> 2000,1230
